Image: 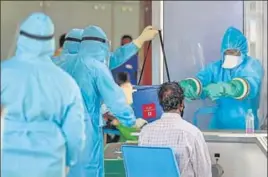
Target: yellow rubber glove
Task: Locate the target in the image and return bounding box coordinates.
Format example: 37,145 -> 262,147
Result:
133,26 -> 159,48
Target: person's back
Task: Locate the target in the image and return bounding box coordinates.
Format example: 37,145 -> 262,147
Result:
139,82 -> 212,177
1,13 -> 85,177
63,25 -> 136,177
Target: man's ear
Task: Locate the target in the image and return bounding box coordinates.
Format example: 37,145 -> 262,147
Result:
179,102 -> 184,111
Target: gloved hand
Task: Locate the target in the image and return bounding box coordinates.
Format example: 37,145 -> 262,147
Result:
203,83 -> 228,101
179,80 -> 199,100
133,118 -> 148,129
203,80 -> 244,101
133,26 -> 159,48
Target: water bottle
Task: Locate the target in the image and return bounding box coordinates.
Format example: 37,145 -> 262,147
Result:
246,109 -> 255,133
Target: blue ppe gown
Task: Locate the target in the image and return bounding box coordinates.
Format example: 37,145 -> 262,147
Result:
52,28 -> 83,66
1,13 -> 85,177
62,26 -> 136,177
108,43 -> 139,70
194,27 -> 264,129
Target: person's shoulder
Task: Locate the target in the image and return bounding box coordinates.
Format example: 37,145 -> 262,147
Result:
139,121 -> 158,134
245,56 -> 262,66
241,56 -> 263,73
45,61 -> 80,92
1,57 -> 19,68
178,119 -> 204,138
207,60 -> 222,69
80,56 -> 107,73
56,67 -> 79,86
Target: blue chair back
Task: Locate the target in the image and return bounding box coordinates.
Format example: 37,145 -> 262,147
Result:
122,145 -> 180,177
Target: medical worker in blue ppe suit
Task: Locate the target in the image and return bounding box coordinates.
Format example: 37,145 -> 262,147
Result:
180,27 -> 263,130
1,13 -> 85,177
63,25 -> 158,177
53,28 -> 83,66
57,26 -> 157,71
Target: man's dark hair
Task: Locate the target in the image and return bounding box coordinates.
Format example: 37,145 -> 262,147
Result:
59,33 -> 66,48
158,82 -> 184,112
115,72 -> 130,86
121,35 -> 133,41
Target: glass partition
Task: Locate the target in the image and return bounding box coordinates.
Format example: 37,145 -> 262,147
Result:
163,1 -> 267,131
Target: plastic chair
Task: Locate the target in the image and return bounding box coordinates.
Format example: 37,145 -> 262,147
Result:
122,145 -> 180,177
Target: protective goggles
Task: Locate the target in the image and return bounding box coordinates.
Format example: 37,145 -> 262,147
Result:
20,30 -> 54,40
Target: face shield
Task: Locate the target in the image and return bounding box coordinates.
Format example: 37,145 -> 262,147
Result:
222,49 -> 243,69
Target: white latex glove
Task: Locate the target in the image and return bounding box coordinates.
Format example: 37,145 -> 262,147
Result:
134,118 -> 148,129
133,26 -> 159,48
101,104 -> 109,115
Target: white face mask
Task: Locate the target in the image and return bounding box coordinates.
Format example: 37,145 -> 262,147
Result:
222,55 -> 243,69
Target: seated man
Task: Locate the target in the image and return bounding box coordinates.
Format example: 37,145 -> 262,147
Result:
138,82 -> 212,177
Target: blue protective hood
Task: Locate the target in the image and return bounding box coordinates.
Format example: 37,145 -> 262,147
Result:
220,27 -> 248,61
79,25 -> 110,63
62,29 -> 83,55
15,12 -> 55,57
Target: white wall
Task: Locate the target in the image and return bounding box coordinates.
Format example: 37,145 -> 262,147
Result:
0,1 -> 43,59
208,142 -> 267,177
0,1 -> 141,59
